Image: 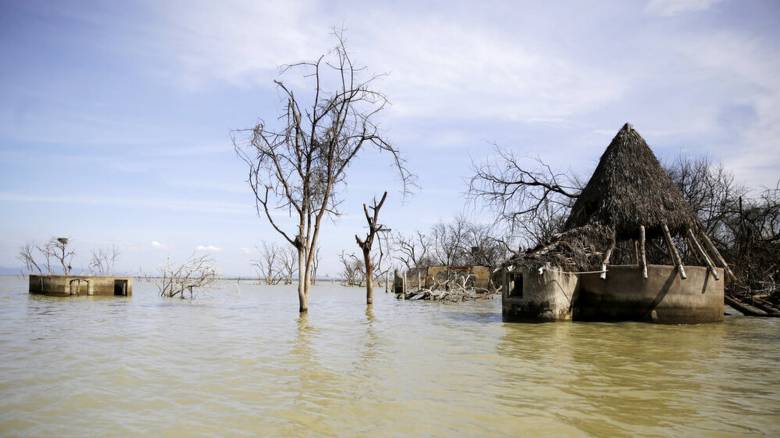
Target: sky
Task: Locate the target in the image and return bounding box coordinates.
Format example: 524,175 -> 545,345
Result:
0,0 -> 778,276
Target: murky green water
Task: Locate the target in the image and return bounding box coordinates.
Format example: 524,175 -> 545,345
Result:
0,277 -> 778,437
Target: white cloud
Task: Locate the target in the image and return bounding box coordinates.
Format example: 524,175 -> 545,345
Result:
151,240 -> 167,249
149,1 -> 625,122
195,244 -> 222,252
645,0 -> 720,16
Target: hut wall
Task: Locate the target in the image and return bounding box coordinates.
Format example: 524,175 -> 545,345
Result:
29,275 -> 133,297
502,267 -> 577,322
575,265 -> 723,323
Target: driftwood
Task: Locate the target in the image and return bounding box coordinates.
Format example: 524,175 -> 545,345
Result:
396,271 -> 497,302
725,295 -> 768,317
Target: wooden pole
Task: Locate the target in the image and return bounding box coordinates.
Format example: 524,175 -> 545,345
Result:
687,228 -> 719,280
600,231 -> 616,279
698,229 -> 737,281
662,224 -> 687,280
634,240 -> 639,265
639,225 -> 648,279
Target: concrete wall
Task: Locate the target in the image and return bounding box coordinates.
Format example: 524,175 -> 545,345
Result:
502,264 -> 723,324
576,265 -> 723,323
29,275 -> 133,297
426,266 -> 491,289
502,267 -> 577,322
394,265 -> 493,295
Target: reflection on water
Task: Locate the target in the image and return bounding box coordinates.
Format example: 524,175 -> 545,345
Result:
0,277 -> 778,436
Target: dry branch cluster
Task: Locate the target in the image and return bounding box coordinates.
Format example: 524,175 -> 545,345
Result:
18,237 -> 75,275
398,270 -> 496,302
253,242 -> 300,285
394,216 -> 509,271
156,255 -> 217,299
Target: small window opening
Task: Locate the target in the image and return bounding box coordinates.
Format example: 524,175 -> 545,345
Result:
510,273 -> 523,298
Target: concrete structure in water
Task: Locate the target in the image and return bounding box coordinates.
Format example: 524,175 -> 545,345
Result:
502,265 -> 724,323
29,275 -> 133,297
395,265 -> 492,294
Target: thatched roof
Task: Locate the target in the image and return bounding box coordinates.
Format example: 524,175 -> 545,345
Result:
564,123 -> 695,239
503,223 -> 614,271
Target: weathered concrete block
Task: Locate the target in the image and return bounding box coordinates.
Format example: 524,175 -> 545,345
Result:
29,275 -> 133,297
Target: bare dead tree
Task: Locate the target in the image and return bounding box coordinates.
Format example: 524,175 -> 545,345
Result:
339,250 -> 365,286
395,231 -> 432,270
18,243 -> 45,274
233,31 -> 413,313
355,191 -> 388,305
157,254 -> 217,299
278,246 -> 298,285
468,147 -> 580,231
431,216 -> 471,267
89,245 -> 120,275
254,241 -> 282,285
462,222 -> 509,269
51,238 -> 74,275
18,238 -> 72,275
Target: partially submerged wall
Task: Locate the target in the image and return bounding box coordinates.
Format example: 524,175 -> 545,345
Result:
401,265 -> 492,291
29,275 -> 133,297
502,268 -> 577,322
502,265 -> 723,324
575,265 -> 723,323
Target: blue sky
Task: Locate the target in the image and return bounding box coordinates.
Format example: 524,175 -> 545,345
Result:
1,0 -> 778,276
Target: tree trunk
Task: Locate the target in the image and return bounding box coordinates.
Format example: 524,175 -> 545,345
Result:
297,246 -> 308,313
363,249 -> 373,305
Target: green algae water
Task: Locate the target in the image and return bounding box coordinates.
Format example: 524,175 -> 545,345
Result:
0,276 -> 778,437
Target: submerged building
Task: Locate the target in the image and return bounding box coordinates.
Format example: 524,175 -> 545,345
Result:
29,275 -> 133,297
502,123 -> 727,323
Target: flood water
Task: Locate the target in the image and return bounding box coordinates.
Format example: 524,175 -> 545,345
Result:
0,277 -> 778,437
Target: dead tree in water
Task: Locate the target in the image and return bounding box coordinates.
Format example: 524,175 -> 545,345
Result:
51,238 -> 74,275
254,241 -> 282,285
233,32 -> 413,313
395,231 -> 431,270
339,251 -> 365,286
17,237 -> 73,275
18,243 -> 47,274
279,246 -> 298,285
355,192 -> 388,305
89,245 -> 120,275
157,255 -> 217,299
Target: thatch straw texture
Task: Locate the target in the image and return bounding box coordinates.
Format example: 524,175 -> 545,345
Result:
505,224 -> 614,271
564,123 -> 695,239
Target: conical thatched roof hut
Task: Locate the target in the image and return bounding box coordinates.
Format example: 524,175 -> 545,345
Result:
501,123 -> 731,324
564,123 -> 695,239
510,123 -> 734,282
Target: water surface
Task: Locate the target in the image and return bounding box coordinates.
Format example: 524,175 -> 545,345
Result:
1,277 -> 778,437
